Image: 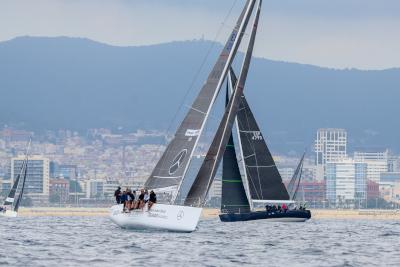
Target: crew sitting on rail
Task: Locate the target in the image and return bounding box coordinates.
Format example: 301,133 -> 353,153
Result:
148,190 -> 157,210
138,189 -> 145,210
121,190 -> 128,211
144,189 -> 149,204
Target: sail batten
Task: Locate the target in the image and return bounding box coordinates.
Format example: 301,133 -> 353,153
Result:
185,0 -> 262,207
144,0 -> 257,199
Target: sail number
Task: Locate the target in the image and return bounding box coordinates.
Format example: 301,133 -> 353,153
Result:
251,131 -> 263,141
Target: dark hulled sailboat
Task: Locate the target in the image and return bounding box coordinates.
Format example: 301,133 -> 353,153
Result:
218,70 -> 311,222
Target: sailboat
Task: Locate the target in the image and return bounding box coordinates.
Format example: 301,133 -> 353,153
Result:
287,152 -> 306,201
109,0 -> 259,232
1,140 -> 31,218
218,69 -> 311,222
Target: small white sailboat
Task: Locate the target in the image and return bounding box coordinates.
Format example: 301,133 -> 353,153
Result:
1,140 -> 31,218
110,0 -> 258,232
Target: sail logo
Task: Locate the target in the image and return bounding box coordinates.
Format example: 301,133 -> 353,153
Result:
177,210 -> 184,220
185,129 -> 200,137
251,131 -> 263,141
169,149 -> 187,175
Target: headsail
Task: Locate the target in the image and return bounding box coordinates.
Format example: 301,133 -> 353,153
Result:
145,0 -> 257,195
287,152 -> 305,201
230,69 -> 290,201
185,0 -> 262,207
221,86 -> 251,214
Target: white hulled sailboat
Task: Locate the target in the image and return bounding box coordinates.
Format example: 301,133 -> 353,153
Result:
109,0 -> 259,232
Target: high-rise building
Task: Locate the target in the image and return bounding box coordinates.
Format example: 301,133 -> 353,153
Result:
354,149 -> 388,184
315,128 -> 347,180
315,128 -> 347,165
326,158 -> 367,205
11,155 -> 50,204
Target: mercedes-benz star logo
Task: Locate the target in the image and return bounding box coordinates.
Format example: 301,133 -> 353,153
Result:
177,210 -> 184,220
169,149 -> 187,175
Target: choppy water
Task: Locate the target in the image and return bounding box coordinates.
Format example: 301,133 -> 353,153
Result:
1,216 -> 399,266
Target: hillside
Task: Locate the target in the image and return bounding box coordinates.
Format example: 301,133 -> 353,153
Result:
0,36 -> 399,153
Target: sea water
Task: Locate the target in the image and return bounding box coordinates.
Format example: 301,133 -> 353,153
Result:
0,216 -> 399,266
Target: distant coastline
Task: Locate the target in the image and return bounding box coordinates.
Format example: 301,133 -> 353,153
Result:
17,207 -> 400,220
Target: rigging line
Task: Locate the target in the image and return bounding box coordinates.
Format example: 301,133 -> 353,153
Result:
147,0 -> 240,170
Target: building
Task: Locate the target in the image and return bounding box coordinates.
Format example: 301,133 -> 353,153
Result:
279,167 -> 295,181
11,155 -> 50,204
326,159 -> 367,205
103,180 -> 120,199
0,177 -> 12,195
315,128 -> 347,180
49,179 -> 70,203
315,128 -> 347,165
58,164 -> 77,180
299,181 -> 326,203
85,179 -> 104,198
354,149 -> 388,184
367,180 -> 380,200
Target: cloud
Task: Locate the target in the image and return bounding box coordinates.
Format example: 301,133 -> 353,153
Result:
0,0 -> 399,69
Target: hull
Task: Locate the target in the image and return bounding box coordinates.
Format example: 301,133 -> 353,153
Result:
0,210 -> 18,218
109,204 -> 202,232
219,210 -> 311,222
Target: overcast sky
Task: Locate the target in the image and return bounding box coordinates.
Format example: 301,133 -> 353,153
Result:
1,0 -> 399,69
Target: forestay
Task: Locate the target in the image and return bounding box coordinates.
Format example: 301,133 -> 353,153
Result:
145,0 -> 257,194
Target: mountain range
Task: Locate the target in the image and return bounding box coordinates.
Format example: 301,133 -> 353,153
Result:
0,36 -> 399,154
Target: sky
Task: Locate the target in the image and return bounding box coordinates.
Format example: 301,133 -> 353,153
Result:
1,0 -> 399,70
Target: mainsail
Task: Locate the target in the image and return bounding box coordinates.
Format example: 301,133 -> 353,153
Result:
231,69 -> 290,201
145,0 -> 256,194
14,160 -> 28,212
3,160 -> 26,206
221,87 -> 251,214
185,0 -> 262,207
287,152 -> 305,201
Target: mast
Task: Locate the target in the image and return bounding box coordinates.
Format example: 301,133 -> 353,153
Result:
144,0 -> 256,199
185,0 -> 262,207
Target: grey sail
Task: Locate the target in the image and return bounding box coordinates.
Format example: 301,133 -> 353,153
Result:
185,0 -> 262,207
145,0 -> 256,192
287,152 -> 305,201
3,162 -> 24,206
221,86 -> 251,214
230,69 -> 290,201
14,160 -> 28,212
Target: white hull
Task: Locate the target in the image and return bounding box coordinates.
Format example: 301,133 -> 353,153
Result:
0,210 -> 18,218
109,204 -> 202,232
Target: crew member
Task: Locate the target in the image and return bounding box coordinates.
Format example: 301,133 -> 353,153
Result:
114,186 -> 122,204
148,190 -> 157,210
